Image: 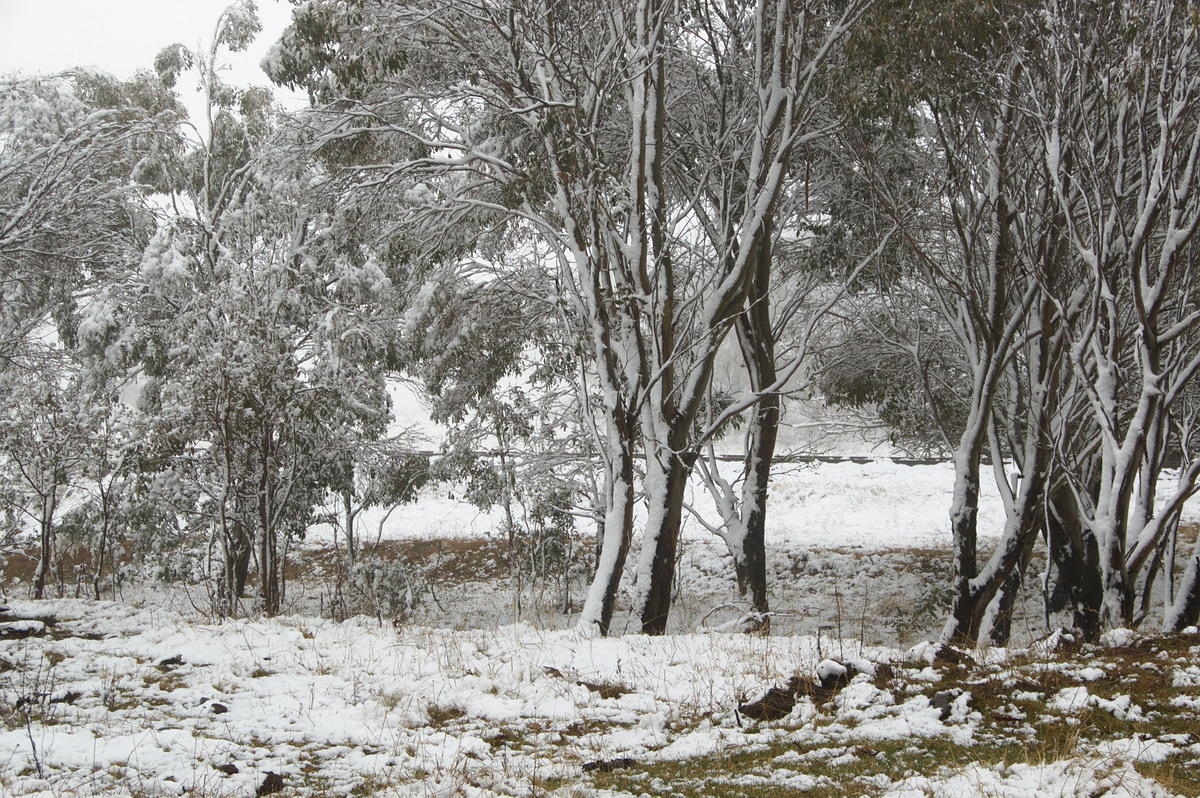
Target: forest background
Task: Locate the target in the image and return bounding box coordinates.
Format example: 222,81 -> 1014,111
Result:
2,0 -> 1200,652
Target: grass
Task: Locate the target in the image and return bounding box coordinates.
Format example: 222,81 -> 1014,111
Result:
582,734 -> 1189,797
584,630 -> 1200,797
426,702 -> 468,726
1138,759 -> 1200,796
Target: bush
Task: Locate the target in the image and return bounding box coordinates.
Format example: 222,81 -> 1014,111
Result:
329,555 -> 427,621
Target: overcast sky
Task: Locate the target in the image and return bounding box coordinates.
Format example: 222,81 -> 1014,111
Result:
0,0 -> 300,109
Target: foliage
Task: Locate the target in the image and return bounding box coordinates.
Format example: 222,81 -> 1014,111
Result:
81,1 -> 400,615
0,70 -> 176,371
817,301 -> 966,457
343,555 -> 427,620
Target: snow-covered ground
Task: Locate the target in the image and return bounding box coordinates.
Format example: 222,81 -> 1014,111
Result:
312,459 -> 996,550
3,462 -> 1199,797
2,601 -> 1198,797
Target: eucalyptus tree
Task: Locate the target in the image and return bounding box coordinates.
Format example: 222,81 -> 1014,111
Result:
0,65 -> 180,598
836,0 -> 1200,643
62,397 -> 148,600
836,0 -> 1089,646
267,0 -> 646,634
1166,382 -> 1200,630
0,364 -> 92,598
267,0 -> 870,635
1032,0 -> 1200,633
394,251 -> 593,616
646,0 -> 881,629
112,1 -> 395,616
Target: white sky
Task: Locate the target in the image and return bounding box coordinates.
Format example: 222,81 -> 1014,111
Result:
0,0 -> 302,113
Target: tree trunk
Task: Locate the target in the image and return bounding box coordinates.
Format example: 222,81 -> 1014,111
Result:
1166,558 -> 1200,631
257,426 -> 283,617
947,498 -> 1044,647
1165,529 -> 1200,631
33,490 -> 57,600
1044,486 -> 1104,642
733,402 -> 777,618
228,523 -> 253,612
259,524 -> 279,615
93,499 -> 110,602
259,494 -> 280,616
636,450 -> 696,635
1096,496 -> 1134,630
941,370 -> 1049,648
343,489 -> 357,565
732,232 -> 779,619
577,417 -> 636,637
981,517 -> 1041,647
941,449 -> 982,645
986,558 -> 1024,647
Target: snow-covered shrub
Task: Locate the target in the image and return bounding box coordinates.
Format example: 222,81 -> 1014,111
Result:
334,555 -> 427,622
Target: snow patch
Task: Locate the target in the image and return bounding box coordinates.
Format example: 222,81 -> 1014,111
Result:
1100,628 -> 1140,648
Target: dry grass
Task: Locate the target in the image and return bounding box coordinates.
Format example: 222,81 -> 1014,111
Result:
584,630 -> 1200,797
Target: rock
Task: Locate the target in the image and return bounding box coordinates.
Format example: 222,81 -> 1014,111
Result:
708,612 -> 771,635
582,757 -> 636,773
738,681 -> 797,722
806,660 -> 851,703
815,659 -> 850,690
577,680 -> 625,699
930,691 -> 954,720
1100,628 -> 1140,649
845,658 -> 877,679
907,641 -> 975,667
257,771 -> 284,796
930,689 -> 965,721
210,702 -> 229,715
1029,628 -> 1078,655
50,690 -> 82,705
932,645 -> 974,666
0,606 -> 57,626
213,763 -> 239,776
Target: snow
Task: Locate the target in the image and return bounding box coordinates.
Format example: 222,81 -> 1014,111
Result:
0,609 -> 855,795
7,598 -> 1190,797
882,760 -> 1177,798
304,459 -> 1008,550
284,459 -> 1019,639
1171,665 -> 1200,688
816,658 -> 849,683
3,463 -> 1199,796
1050,685 -> 1093,712
1049,687 -> 1146,722
1102,628 -> 1141,648
0,620 -> 44,636
1094,737 -> 1178,764
840,693 -> 973,746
